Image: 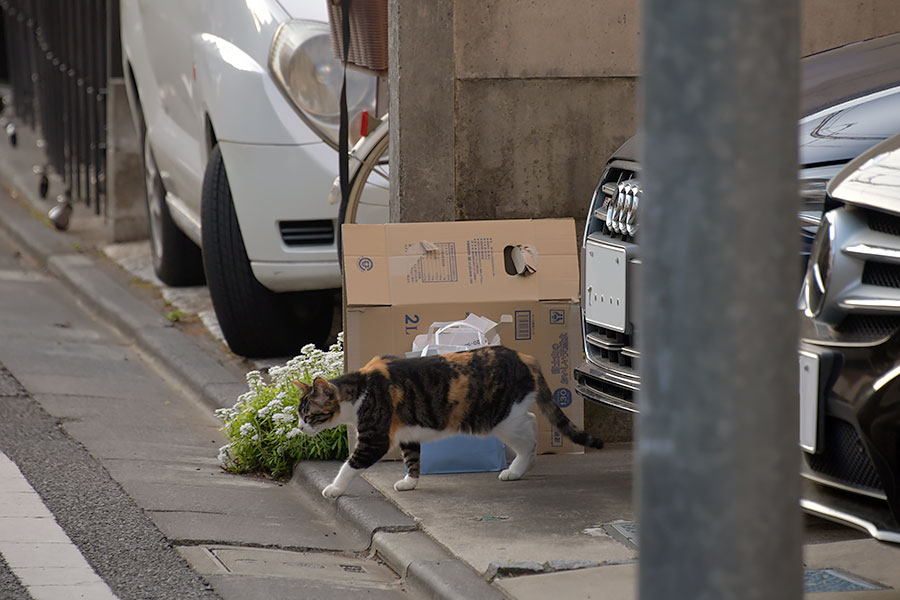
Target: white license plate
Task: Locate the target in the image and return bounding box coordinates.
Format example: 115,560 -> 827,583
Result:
799,350 -> 821,453
584,240 -> 628,332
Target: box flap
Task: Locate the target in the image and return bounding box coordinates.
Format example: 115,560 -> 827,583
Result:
343,224 -> 390,306
343,219 -> 579,307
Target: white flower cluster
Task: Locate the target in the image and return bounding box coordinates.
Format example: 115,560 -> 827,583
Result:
215,333 -> 345,470
267,333 -> 344,387
257,397 -> 284,420
272,412 -> 294,425
214,391 -> 253,424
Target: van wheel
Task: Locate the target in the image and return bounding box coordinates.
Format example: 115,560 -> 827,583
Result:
201,146 -> 333,358
143,135 -> 205,286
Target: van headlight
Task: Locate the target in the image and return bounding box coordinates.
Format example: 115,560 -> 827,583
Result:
269,20 -> 377,148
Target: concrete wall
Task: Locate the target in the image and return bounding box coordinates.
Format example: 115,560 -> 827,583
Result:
391,0 -> 900,229
388,0 -> 456,223
453,0 -> 639,229
801,0 -> 900,55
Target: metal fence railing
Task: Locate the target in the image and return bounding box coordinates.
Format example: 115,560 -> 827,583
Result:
1,0 -> 121,220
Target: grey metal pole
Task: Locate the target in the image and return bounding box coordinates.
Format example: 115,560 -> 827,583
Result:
639,2 -> 803,599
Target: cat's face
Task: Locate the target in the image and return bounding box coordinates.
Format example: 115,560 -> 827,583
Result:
292,378 -> 340,436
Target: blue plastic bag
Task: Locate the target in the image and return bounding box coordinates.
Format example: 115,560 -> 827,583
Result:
420,434 -> 507,474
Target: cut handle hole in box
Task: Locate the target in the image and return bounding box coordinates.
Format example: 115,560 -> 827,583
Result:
504,245 -> 536,276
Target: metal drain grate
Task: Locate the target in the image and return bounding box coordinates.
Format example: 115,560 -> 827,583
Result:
804,569 -> 885,593
602,521 -> 639,550
596,523 -> 887,594
340,564 -> 367,574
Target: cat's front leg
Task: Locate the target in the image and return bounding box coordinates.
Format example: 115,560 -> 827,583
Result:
322,461 -> 357,498
322,432 -> 389,498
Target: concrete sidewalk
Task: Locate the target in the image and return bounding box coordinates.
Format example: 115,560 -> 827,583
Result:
1,117 -> 899,599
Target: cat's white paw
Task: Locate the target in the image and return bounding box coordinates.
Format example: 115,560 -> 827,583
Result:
322,484 -> 345,498
499,469 -> 523,481
393,475 -> 419,491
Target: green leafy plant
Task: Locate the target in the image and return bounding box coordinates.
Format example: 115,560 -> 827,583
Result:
216,334 -> 348,478
164,309 -> 186,323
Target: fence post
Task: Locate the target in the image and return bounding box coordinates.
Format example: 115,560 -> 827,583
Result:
104,0 -> 145,241
638,1 -> 803,599
104,79 -> 145,241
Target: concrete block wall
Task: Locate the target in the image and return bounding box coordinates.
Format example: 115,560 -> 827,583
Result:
392,0 -> 900,228
801,0 -> 900,55
453,0 -> 639,228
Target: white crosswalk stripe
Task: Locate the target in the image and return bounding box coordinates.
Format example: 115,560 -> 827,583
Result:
0,451 -> 120,600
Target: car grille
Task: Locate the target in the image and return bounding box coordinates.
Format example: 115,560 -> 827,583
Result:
575,370 -> 636,406
862,261 -> 900,288
581,164 -> 641,403
868,210 -> 900,236
851,209 -> 900,341
584,324 -> 638,371
834,315 -> 900,342
279,220 -> 335,246
590,167 -> 639,243
805,416 -> 884,495
808,205 -> 900,343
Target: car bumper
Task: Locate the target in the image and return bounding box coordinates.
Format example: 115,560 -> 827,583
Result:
250,260 -> 341,292
574,359 -> 640,413
800,334 -> 900,533
801,478 -> 900,543
218,140 -> 341,292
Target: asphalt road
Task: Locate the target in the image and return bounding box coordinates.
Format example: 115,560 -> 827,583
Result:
0,366 -> 220,600
0,213 -> 411,599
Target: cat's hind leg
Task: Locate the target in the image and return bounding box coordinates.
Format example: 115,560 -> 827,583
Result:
493,405 -> 538,481
394,442 -> 420,491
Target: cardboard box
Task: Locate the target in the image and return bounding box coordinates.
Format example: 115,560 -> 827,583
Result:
342,218 -> 583,454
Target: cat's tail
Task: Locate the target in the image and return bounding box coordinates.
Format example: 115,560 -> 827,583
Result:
534,372 -> 604,450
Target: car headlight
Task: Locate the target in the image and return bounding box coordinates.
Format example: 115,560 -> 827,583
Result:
269,20 -> 378,148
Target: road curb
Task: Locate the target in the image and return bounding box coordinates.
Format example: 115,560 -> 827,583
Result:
290,462 -> 507,599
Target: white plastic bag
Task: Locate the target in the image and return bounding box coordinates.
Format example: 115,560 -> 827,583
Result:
406,313 -> 512,357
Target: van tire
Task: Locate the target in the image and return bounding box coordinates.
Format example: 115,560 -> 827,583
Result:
143,131 -> 205,287
201,146 -> 333,358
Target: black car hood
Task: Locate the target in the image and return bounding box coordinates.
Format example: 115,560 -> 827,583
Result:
613,33 -> 900,169
799,33 -> 900,165
610,135 -> 640,164
799,87 -> 900,166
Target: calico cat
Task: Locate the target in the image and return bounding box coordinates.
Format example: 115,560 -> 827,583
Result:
292,345 -> 604,498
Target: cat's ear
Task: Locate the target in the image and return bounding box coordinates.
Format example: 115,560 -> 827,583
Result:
312,377 -> 333,397
292,380 -> 311,395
